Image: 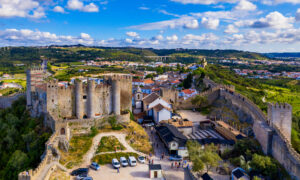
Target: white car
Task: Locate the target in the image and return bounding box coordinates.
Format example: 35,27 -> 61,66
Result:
137,156 -> 145,163
128,156 -> 137,166
112,158 -> 120,169
120,157 -> 128,167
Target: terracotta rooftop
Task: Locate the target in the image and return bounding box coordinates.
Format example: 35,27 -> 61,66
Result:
144,79 -> 155,84
182,89 -> 195,95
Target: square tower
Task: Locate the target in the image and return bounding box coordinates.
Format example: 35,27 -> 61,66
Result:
268,103 -> 292,141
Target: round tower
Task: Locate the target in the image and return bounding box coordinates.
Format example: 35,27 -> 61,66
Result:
87,79 -> 95,118
112,76 -> 121,115
75,80 -> 83,119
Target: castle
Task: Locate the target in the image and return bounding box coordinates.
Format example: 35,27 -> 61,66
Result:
26,67 -> 132,130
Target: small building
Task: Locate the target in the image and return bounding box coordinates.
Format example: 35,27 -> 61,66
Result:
143,93 -> 172,118
231,167 -> 250,180
151,104 -> 172,124
149,164 -> 163,179
160,119 -> 193,136
214,121 -> 246,142
133,86 -> 143,114
155,124 -> 189,157
179,89 -> 197,100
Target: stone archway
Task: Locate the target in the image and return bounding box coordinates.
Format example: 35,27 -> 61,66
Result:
60,128 -> 65,135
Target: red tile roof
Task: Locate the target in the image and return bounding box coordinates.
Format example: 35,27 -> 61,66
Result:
182,89 -> 195,95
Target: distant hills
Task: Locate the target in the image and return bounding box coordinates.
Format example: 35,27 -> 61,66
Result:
264,53 -> 300,58
0,46 -> 270,64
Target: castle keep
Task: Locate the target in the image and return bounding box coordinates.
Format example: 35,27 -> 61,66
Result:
26,68 -> 132,129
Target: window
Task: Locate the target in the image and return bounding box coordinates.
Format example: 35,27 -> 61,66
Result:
83,95 -> 87,99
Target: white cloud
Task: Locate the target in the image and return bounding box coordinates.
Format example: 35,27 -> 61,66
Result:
0,0 -> 45,18
139,7 -> 149,10
170,0 -> 238,5
201,18 -> 219,29
235,11 -> 295,29
182,33 -> 218,46
234,0 -> 256,11
184,19 -> 199,29
296,8 -> 300,21
224,28 -> 300,45
53,6 -> 65,13
224,24 -> 239,34
67,0 -> 99,12
126,32 -> 139,37
0,28 -> 94,45
125,38 -> 133,44
153,35 -> 164,40
128,16 -> 200,30
166,34 -> 178,41
263,0 -> 300,5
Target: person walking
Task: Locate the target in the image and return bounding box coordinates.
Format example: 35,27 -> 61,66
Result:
152,159 -> 154,164
117,168 -> 120,173
171,162 -> 173,169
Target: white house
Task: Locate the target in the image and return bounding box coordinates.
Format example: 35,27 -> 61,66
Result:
152,104 -> 172,124
143,93 -> 172,123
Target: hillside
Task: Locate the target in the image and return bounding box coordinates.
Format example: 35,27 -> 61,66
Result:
0,46 -> 268,64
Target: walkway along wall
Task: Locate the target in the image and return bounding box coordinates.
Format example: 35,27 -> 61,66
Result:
202,81 -> 300,179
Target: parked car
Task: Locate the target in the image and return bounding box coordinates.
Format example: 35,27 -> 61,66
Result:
137,156 -> 145,163
71,168 -> 88,176
90,162 -> 100,170
128,156 -> 137,166
120,157 -> 128,167
76,176 -> 93,180
112,158 -> 120,169
75,174 -> 88,180
169,155 -> 183,161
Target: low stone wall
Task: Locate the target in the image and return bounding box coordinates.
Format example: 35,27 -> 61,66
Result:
18,132 -> 60,180
0,93 -> 25,109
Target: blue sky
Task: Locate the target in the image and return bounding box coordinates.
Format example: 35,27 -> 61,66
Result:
0,0 -> 300,52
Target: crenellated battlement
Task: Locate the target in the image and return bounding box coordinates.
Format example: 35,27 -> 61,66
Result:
268,102 -> 292,110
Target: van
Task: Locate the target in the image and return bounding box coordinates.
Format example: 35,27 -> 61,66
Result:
112,158 -> 120,169
120,157 -> 128,167
128,156 -> 137,166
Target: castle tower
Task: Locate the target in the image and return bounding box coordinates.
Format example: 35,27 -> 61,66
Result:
268,103 -> 292,141
75,80 -> 84,119
87,79 -> 95,118
26,69 -> 32,107
111,76 -> 121,115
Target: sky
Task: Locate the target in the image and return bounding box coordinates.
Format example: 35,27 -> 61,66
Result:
0,0 -> 300,52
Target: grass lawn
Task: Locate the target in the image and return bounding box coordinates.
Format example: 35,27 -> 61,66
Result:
59,134 -> 95,169
125,121 -> 152,154
96,136 -> 126,153
92,152 -> 139,165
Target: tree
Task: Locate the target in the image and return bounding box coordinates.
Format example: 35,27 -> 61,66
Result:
187,141 -> 222,173
183,73 -> 193,89
191,95 -> 208,108
250,154 -> 277,178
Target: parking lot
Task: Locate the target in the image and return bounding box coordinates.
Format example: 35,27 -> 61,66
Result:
88,163 -> 149,180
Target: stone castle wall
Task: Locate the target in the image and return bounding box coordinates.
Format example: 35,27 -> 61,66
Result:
0,93 -> 25,109
203,79 -> 300,179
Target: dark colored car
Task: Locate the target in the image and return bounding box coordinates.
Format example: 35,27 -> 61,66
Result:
169,155 -> 183,161
70,168 -> 89,176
